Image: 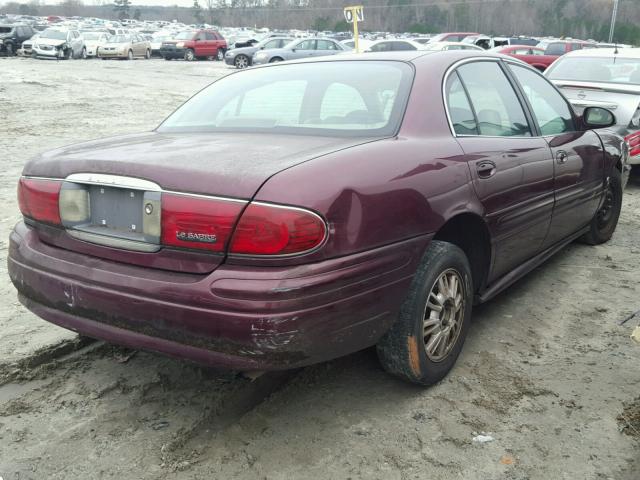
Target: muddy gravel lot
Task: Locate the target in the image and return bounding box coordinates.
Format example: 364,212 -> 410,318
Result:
0,56 -> 639,480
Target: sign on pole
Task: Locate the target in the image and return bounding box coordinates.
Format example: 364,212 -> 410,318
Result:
343,5 -> 364,53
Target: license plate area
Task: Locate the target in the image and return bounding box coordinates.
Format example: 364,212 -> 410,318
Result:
59,177 -> 161,252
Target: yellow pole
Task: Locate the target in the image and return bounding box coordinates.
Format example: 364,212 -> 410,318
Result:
354,14 -> 360,53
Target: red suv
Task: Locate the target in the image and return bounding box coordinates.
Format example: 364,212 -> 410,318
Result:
160,29 -> 227,61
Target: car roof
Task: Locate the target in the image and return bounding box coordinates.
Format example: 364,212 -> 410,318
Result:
561,47 -> 640,58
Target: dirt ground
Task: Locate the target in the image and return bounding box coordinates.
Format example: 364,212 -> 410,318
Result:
0,56 -> 638,480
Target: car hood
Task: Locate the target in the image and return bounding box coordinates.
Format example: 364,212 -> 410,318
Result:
552,80 -> 640,126
103,42 -> 129,47
23,131 -> 380,199
36,38 -> 67,47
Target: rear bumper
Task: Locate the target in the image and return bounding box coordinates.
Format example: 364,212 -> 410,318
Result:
8,221 -> 427,370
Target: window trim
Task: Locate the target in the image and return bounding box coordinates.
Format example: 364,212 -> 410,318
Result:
502,58 -> 578,138
442,57 -> 537,139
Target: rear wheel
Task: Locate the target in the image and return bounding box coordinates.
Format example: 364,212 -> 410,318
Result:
216,48 -> 225,61
377,241 -> 473,385
81,47 -> 87,59
184,48 -> 195,61
127,49 -> 133,60
234,54 -> 249,69
145,49 -> 151,59
581,168 -> 623,245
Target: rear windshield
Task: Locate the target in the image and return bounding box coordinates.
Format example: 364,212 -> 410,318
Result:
158,61 -> 414,137
110,35 -> 130,43
0,26 -> 13,34
547,56 -> 640,85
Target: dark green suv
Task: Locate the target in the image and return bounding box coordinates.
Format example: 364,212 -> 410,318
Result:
0,24 -> 35,56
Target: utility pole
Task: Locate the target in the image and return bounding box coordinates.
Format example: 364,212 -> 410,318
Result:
608,0 -> 619,43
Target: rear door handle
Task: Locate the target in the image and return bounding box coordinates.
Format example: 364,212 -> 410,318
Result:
476,161 -> 497,179
556,150 -> 568,164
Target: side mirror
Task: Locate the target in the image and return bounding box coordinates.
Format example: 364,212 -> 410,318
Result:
583,107 -> 616,129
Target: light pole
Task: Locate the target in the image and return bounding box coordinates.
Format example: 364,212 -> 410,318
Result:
608,0 -> 619,43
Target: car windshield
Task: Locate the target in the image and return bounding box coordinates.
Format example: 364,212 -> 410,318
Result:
174,31 -> 194,40
547,56 -> 640,85
41,29 -> 67,40
110,35 -> 130,43
158,61 -> 414,137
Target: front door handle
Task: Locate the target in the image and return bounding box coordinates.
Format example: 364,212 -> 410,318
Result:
476,161 -> 497,179
556,150 -> 568,164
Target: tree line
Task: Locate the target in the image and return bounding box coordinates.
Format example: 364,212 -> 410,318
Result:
2,0 -> 639,45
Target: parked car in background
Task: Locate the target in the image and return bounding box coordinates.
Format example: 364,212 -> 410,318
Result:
225,36 -> 293,69
462,35 -> 539,50
428,32 -> 479,43
0,23 -> 36,56
32,28 -> 85,59
340,38 -> 373,52
492,45 -> 556,71
9,51 -> 625,386
20,32 -> 38,56
424,41 -> 483,51
97,34 -> 150,60
546,48 -> 640,169
81,31 -> 110,57
539,39 -> 594,56
365,39 -> 425,52
252,37 -> 345,65
150,33 -> 172,57
160,29 -> 227,61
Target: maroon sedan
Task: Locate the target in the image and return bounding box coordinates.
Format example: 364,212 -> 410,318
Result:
9,52 -> 626,385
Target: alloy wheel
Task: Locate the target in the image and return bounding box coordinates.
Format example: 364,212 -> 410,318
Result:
423,268 -> 465,362
185,49 -> 194,61
235,55 -> 248,69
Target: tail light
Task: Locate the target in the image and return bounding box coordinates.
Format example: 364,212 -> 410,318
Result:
625,131 -> 640,157
229,203 -> 326,256
161,193 -> 245,253
18,178 -> 62,225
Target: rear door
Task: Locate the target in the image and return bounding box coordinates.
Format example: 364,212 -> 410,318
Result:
507,62 -> 605,247
204,31 -> 217,56
446,60 -> 555,281
315,39 -> 341,57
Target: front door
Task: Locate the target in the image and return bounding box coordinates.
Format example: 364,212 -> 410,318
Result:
446,60 -> 556,281
291,39 -> 316,59
506,63 -> 605,247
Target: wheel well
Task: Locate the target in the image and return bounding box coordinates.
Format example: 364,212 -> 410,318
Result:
433,213 -> 491,293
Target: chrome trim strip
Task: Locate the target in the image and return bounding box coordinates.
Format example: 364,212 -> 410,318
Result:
68,230 -> 161,253
65,173 -> 162,192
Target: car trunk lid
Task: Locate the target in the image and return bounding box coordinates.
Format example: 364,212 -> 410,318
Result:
23,131 -> 378,273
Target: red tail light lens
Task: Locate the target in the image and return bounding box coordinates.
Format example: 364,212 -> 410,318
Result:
18,178 -> 62,225
161,193 -> 245,253
625,131 -> 640,157
229,203 -> 326,256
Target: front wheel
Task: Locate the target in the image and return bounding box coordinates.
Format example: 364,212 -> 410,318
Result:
581,168 -> 623,245
269,56 -> 283,63
234,54 -> 249,69
81,47 -> 87,59
5,42 -> 14,56
145,49 -> 151,59
127,49 -> 133,60
184,48 -> 195,61
377,241 -> 473,386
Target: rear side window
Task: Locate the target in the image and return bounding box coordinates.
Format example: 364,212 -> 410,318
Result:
508,64 -> 575,136
445,72 -> 478,135
457,61 -> 531,137
393,41 -> 416,51
317,40 -> 338,51
545,43 -> 565,55
204,32 -> 215,40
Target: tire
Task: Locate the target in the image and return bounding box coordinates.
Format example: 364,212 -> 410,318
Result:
163,56 -> 171,60
581,168 -> 623,245
234,54 -> 249,69
127,49 -> 133,60
5,42 -> 14,56
216,48 -> 225,61
81,47 -> 87,59
184,48 -> 195,61
269,56 -> 283,63
376,241 -> 473,386
145,49 -> 151,59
